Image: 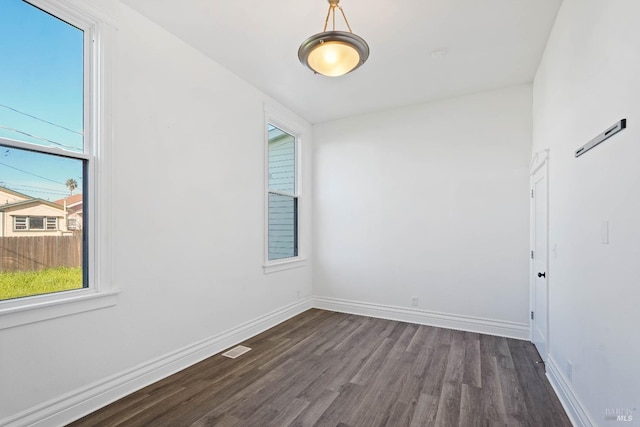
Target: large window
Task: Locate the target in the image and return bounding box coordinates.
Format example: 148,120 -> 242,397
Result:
0,0 -> 114,327
267,124 -> 299,261
13,216 -> 59,231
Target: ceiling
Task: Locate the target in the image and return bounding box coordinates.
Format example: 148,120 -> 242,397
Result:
120,0 -> 562,124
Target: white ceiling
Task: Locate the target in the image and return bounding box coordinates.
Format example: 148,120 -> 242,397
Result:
120,0 -> 562,124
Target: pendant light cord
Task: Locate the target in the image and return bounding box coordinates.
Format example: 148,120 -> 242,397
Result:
322,4 -> 333,31
322,3 -> 354,33
338,6 -> 354,33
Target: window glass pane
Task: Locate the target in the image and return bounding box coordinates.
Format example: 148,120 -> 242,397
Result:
0,145 -> 85,301
29,217 -> 44,230
268,125 -> 295,194
0,2 -> 86,301
0,0 -> 84,153
268,193 -> 298,260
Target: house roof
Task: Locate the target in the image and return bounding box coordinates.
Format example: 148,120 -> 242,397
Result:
0,186 -> 33,202
54,193 -> 83,208
0,198 -> 66,213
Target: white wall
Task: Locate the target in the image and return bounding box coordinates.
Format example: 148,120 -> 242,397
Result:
0,1 -> 312,423
533,0 -> 640,424
313,85 -> 532,327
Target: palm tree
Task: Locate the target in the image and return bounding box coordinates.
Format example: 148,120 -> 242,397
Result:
65,178 -> 78,196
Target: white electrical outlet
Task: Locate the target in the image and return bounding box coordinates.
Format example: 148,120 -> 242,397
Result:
411,296 -> 419,307
567,360 -> 573,382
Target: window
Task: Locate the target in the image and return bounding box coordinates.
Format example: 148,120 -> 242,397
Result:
30,217 -> 45,230
14,216 -> 27,230
46,217 -> 58,230
0,0 -> 85,302
12,216 -> 58,231
0,0 -> 115,329
68,218 -> 79,230
267,124 -> 299,262
263,106 -> 308,273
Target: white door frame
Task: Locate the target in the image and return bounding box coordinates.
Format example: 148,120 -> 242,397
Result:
529,149 -> 550,359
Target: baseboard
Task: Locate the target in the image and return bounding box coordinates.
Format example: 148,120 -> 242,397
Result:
546,356 -> 595,427
1,297 -> 314,427
313,296 -> 529,340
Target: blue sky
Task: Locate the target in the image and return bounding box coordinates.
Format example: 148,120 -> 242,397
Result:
0,0 -> 84,201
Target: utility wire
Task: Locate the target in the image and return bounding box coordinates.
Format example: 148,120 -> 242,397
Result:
1,183 -> 67,192
0,160 -> 65,185
5,187 -> 68,197
0,103 -> 83,136
1,184 -> 68,196
0,123 -> 80,151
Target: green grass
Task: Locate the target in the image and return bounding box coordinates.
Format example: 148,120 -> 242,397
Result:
0,267 -> 83,301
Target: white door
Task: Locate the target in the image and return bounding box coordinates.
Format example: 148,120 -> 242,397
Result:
531,159 -> 548,360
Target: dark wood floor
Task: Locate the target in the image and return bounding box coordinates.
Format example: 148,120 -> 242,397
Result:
69,309 -> 571,427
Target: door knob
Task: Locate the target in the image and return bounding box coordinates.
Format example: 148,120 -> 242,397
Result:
538,272 -> 546,278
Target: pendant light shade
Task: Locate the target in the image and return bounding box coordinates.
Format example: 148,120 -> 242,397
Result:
298,0 -> 369,77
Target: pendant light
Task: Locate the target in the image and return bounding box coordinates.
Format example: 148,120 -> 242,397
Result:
298,0 -> 369,77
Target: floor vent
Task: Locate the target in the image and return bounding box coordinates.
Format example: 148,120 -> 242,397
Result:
222,345 -> 252,359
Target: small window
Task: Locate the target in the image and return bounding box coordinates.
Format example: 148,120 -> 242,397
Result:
14,216 -> 27,230
267,124 -> 298,261
46,217 -> 58,230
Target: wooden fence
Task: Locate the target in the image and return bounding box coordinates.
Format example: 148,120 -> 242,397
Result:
0,235 -> 82,272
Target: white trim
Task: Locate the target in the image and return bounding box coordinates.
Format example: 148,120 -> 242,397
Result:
268,189 -> 296,198
263,257 -> 308,274
90,14 -> 115,297
0,290 -> 119,330
1,297 -> 314,427
546,356 -> 595,427
529,147 -> 550,174
529,149 -> 550,358
313,297 -> 530,340
25,0 -> 117,27
0,137 -> 91,160
264,104 -> 306,269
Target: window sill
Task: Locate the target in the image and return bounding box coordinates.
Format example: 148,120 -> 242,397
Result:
263,257 -> 307,274
0,289 -> 119,330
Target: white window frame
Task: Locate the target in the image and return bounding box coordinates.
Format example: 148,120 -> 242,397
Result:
263,105 -> 307,273
0,0 -> 117,330
12,216 -> 58,231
